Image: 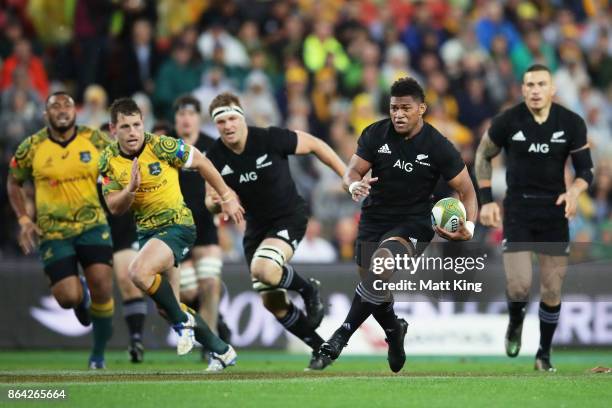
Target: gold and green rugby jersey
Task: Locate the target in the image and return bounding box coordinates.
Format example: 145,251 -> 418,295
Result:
99,133 -> 195,232
9,126 -> 111,241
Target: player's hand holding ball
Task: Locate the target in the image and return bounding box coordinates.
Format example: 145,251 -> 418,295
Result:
432,197 -> 474,241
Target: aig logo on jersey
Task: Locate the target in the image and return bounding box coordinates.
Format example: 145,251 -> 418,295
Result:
149,162 -> 162,176
528,143 -> 549,153
393,159 -> 413,173
239,172 -> 258,183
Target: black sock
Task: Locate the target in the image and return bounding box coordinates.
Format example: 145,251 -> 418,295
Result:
372,302 -> 398,333
507,301 -> 527,326
277,302 -> 324,350
538,302 -> 561,358
123,298 -> 147,341
277,264 -> 313,296
334,289 -> 379,342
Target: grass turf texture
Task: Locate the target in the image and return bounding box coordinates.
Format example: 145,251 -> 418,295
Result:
1,350 -> 610,407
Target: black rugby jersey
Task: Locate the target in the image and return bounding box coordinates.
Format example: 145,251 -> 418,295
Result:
206,126 -> 305,222
488,102 -> 587,203
175,131 -> 216,209
356,118 -> 465,218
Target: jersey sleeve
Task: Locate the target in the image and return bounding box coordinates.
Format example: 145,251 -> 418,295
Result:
487,112 -> 509,148
355,125 -> 375,163
267,127 -> 298,156
152,134 -> 193,168
569,114 -> 588,151
8,136 -> 35,183
89,128 -> 113,152
98,148 -> 123,196
435,135 -> 466,181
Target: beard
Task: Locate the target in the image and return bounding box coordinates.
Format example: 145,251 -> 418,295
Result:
48,116 -> 76,133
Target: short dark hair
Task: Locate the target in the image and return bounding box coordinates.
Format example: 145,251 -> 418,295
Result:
45,91 -> 73,107
525,64 -> 551,74
109,97 -> 142,124
390,77 -> 425,102
208,92 -> 242,116
173,94 -> 201,113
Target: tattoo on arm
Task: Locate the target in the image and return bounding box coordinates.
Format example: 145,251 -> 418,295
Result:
475,132 -> 501,183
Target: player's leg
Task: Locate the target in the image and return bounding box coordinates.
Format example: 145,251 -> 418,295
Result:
535,253 -> 567,372
114,248 -> 146,363
179,259 -> 199,311
192,245 -> 223,337
130,237 -> 196,354
316,236 -> 411,371
502,251 -> 533,357
41,240 -> 91,325
251,238 -> 324,328
75,225 -> 115,369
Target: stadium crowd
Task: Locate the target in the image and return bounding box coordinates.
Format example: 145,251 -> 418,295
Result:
0,0 -> 610,261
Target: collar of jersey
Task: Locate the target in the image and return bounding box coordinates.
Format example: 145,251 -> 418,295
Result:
47,127 -> 78,148
119,138 -> 147,160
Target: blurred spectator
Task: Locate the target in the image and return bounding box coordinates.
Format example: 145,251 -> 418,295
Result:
0,38 -> 48,99
242,70 -> 281,127
153,40 -> 204,121
510,28 -> 558,79
303,20 -> 350,73
332,216 -> 359,262
0,17 -> 25,58
456,76 -> 496,132
553,40 -> 591,116
350,93 -> 381,136
107,18 -> 163,100
475,1 -> 522,53
132,92 -> 156,131
381,43 -> 422,90
192,66 -> 238,136
197,19 -> 250,68
77,84 -> 109,129
425,70 -> 459,120
0,88 -> 44,154
0,66 -> 43,112
292,218 -> 337,263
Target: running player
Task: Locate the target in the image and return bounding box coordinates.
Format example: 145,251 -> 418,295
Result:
311,77 -> 478,371
99,97 -> 244,369
475,64 -> 593,372
204,92 -> 346,369
7,92 -> 114,369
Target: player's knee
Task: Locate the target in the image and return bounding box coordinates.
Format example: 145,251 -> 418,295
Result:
250,261 -> 279,285
199,277 -> 221,296
541,287 -> 561,305
507,284 -> 531,301
128,258 -> 149,287
51,279 -> 82,308
260,290 -> 289,318
55,293 -> 81,309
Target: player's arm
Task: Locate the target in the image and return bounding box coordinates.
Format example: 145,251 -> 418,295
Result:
435,167 -> 478,241
7,172 -> 41,254
205,183 -> 222,214
342,153 -> 377,201
475,130 -> 503,228
104,158 -> 140,215
188,147 -> 244,224
294,130 -> 347,178
556,143 -> 593,219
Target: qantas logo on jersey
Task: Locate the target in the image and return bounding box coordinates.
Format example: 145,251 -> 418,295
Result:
528,143 -> 549,153
256,154 -> 272,169
239,172 -> 258,183
221,165 -> 234,176
550,131 -> 566,143
378,144 -> 392,154
511,131 -> 526,141
393,159 -> 413,173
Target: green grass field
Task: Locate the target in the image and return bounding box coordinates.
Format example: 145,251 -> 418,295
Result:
1,350 -> 611,407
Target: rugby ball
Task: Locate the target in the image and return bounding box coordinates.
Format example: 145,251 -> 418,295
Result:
431,197 -> 466,233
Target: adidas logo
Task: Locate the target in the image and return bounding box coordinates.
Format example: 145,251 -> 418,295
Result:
342,323 -> 351,331
511,131 -> 526,141
221,165 -> 234,176
377,144 -> 392,154
276,229 -> 289,240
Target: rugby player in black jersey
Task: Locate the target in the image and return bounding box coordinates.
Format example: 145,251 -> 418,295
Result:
311,77 -> 478,372
204,92 -> 347,369
475,64 -> 593,372
173,95 -> 231,371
